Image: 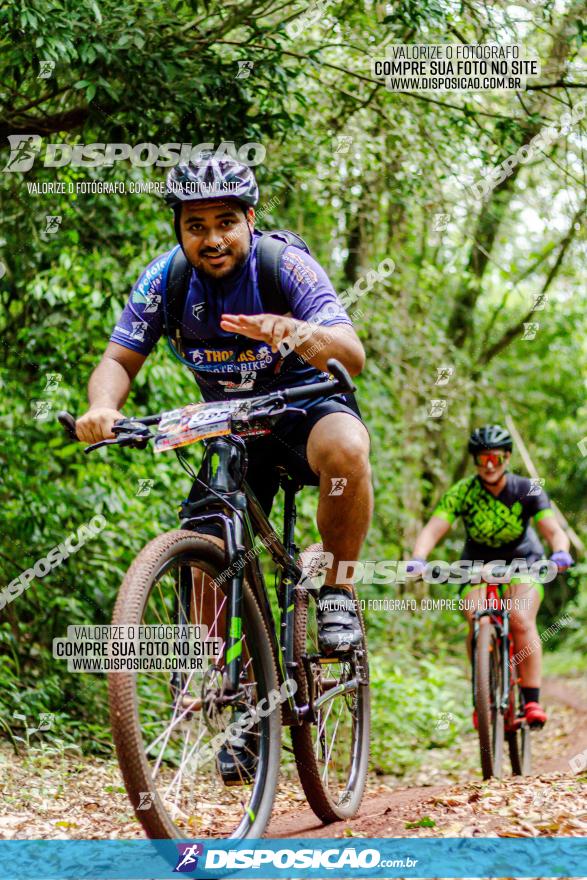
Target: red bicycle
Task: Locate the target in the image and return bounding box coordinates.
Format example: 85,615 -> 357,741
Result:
471,570 -> 531,779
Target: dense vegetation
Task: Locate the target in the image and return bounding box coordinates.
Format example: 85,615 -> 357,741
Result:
1,0 -> 585,773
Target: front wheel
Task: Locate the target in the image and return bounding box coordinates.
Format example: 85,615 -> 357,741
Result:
290,544 -> 370,822
475,619 -> 504,780
108,529 -> 281,839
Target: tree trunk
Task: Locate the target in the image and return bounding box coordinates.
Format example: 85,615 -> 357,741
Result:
446,0 -> 582,349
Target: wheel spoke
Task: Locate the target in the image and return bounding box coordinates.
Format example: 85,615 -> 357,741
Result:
147,674 -> 200,766
162,722 -> 208,798
321,700 -> 345,785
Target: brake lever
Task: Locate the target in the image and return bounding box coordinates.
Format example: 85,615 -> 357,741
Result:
84,427 -> 152,454
112,420 -> 150,436
84,438 -> 120,454
282,405 -> 307,417
245,403 -> 307,421
116,431 -> 151,450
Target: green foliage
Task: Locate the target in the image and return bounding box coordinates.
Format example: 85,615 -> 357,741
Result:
405,816 -> 436,829
1,0 -> 585,773
369,651 -> 466,775
544,564 -> 587,673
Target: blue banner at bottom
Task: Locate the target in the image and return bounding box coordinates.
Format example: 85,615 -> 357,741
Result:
0,838 -> 585,879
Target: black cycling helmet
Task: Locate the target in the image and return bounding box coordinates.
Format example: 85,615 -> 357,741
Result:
164,152 -> 259,210
468,425 -> 513,454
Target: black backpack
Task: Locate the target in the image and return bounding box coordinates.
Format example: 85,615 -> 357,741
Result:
162,230 -> 311,355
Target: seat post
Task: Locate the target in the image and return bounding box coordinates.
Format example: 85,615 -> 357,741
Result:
281,475 -> 299,558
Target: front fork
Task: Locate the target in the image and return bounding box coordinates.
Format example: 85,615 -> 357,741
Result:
170,566 -> 192,698
171,545 -> 246,700
174,503 -> 248,699
224,502 -> 246,695
471,611 -> 511,714
500,613 -> 512,714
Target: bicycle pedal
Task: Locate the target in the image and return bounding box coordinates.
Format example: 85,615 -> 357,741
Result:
221,776 -> 254,787
221,778 -> 252,788
320,651 -> 353,663
217,758 -> 256,787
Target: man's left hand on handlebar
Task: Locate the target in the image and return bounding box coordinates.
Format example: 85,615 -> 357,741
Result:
75,406 -> 125,444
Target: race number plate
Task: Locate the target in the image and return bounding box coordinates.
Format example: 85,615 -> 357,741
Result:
154,402 -> 233,452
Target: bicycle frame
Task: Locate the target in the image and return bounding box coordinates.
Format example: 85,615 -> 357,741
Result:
57,358 -> 357,737
471,582 -> 514,717
177,435 -> 307,725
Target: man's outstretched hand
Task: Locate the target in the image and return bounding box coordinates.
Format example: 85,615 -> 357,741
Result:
220,313 -> 297,353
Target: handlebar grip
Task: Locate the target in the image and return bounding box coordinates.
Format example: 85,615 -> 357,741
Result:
57,411 -> 79,441
283,358 -> 356,403
326,358 -> 354,393
282,379 -> 332,403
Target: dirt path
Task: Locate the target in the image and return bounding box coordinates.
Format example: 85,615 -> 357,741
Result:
267,676 -> 587,838
1,676 -> 586,840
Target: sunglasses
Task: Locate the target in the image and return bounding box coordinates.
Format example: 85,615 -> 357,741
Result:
474,452 -> 506,468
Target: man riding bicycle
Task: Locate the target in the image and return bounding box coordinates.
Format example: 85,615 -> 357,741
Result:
76,153 -> 372,657
408,425 -> 573,728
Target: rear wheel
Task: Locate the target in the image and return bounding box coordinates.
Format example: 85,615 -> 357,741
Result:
475,620 -> 504,780
290,544 -> 370,822
108,530 -> 281,839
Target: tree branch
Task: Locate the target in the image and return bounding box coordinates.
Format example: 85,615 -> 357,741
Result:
478,200 -> 585,365
445,0 -> 581,349
0,106 -> 91,142
527,81 -> 587,91
203,39 -> 516,120
8,85 -> 74,118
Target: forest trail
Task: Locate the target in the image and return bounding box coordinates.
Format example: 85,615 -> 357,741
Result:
1,677 -> 586,840
268,676 -> 587,838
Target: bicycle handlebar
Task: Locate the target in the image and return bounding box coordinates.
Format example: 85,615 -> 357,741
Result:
57,358 -> 356,453
283,358 -> 354,402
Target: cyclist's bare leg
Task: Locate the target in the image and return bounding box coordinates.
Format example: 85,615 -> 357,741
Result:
504,582 -> 542,687
306,412 -> 372,591
462,586 -> 487,660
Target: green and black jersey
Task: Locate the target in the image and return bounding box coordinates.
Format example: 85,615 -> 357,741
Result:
433,472 -> 554,563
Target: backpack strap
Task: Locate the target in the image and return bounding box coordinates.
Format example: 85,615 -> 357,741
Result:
162,245 -> 191,351
255,234 -> 291,315
256,229 -> 311,315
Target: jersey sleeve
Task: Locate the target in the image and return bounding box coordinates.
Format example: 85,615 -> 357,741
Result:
523,479 -> 555,521
432,478 -> 471,524
109,252 -> 171,356
279,247 -> 352,327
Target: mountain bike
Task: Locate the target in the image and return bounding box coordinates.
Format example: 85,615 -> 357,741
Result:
58,359 -> 370,839
470,566 -> 531,780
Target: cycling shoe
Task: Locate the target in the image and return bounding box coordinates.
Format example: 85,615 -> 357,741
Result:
216,717 -> 258,786
316,588 -> 363,654
524,700 -> 547,728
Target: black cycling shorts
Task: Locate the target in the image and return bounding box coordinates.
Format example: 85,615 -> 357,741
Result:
187,392 -> 364,515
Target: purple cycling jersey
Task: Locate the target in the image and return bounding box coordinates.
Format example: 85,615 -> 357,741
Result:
110,232 -> 352,401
